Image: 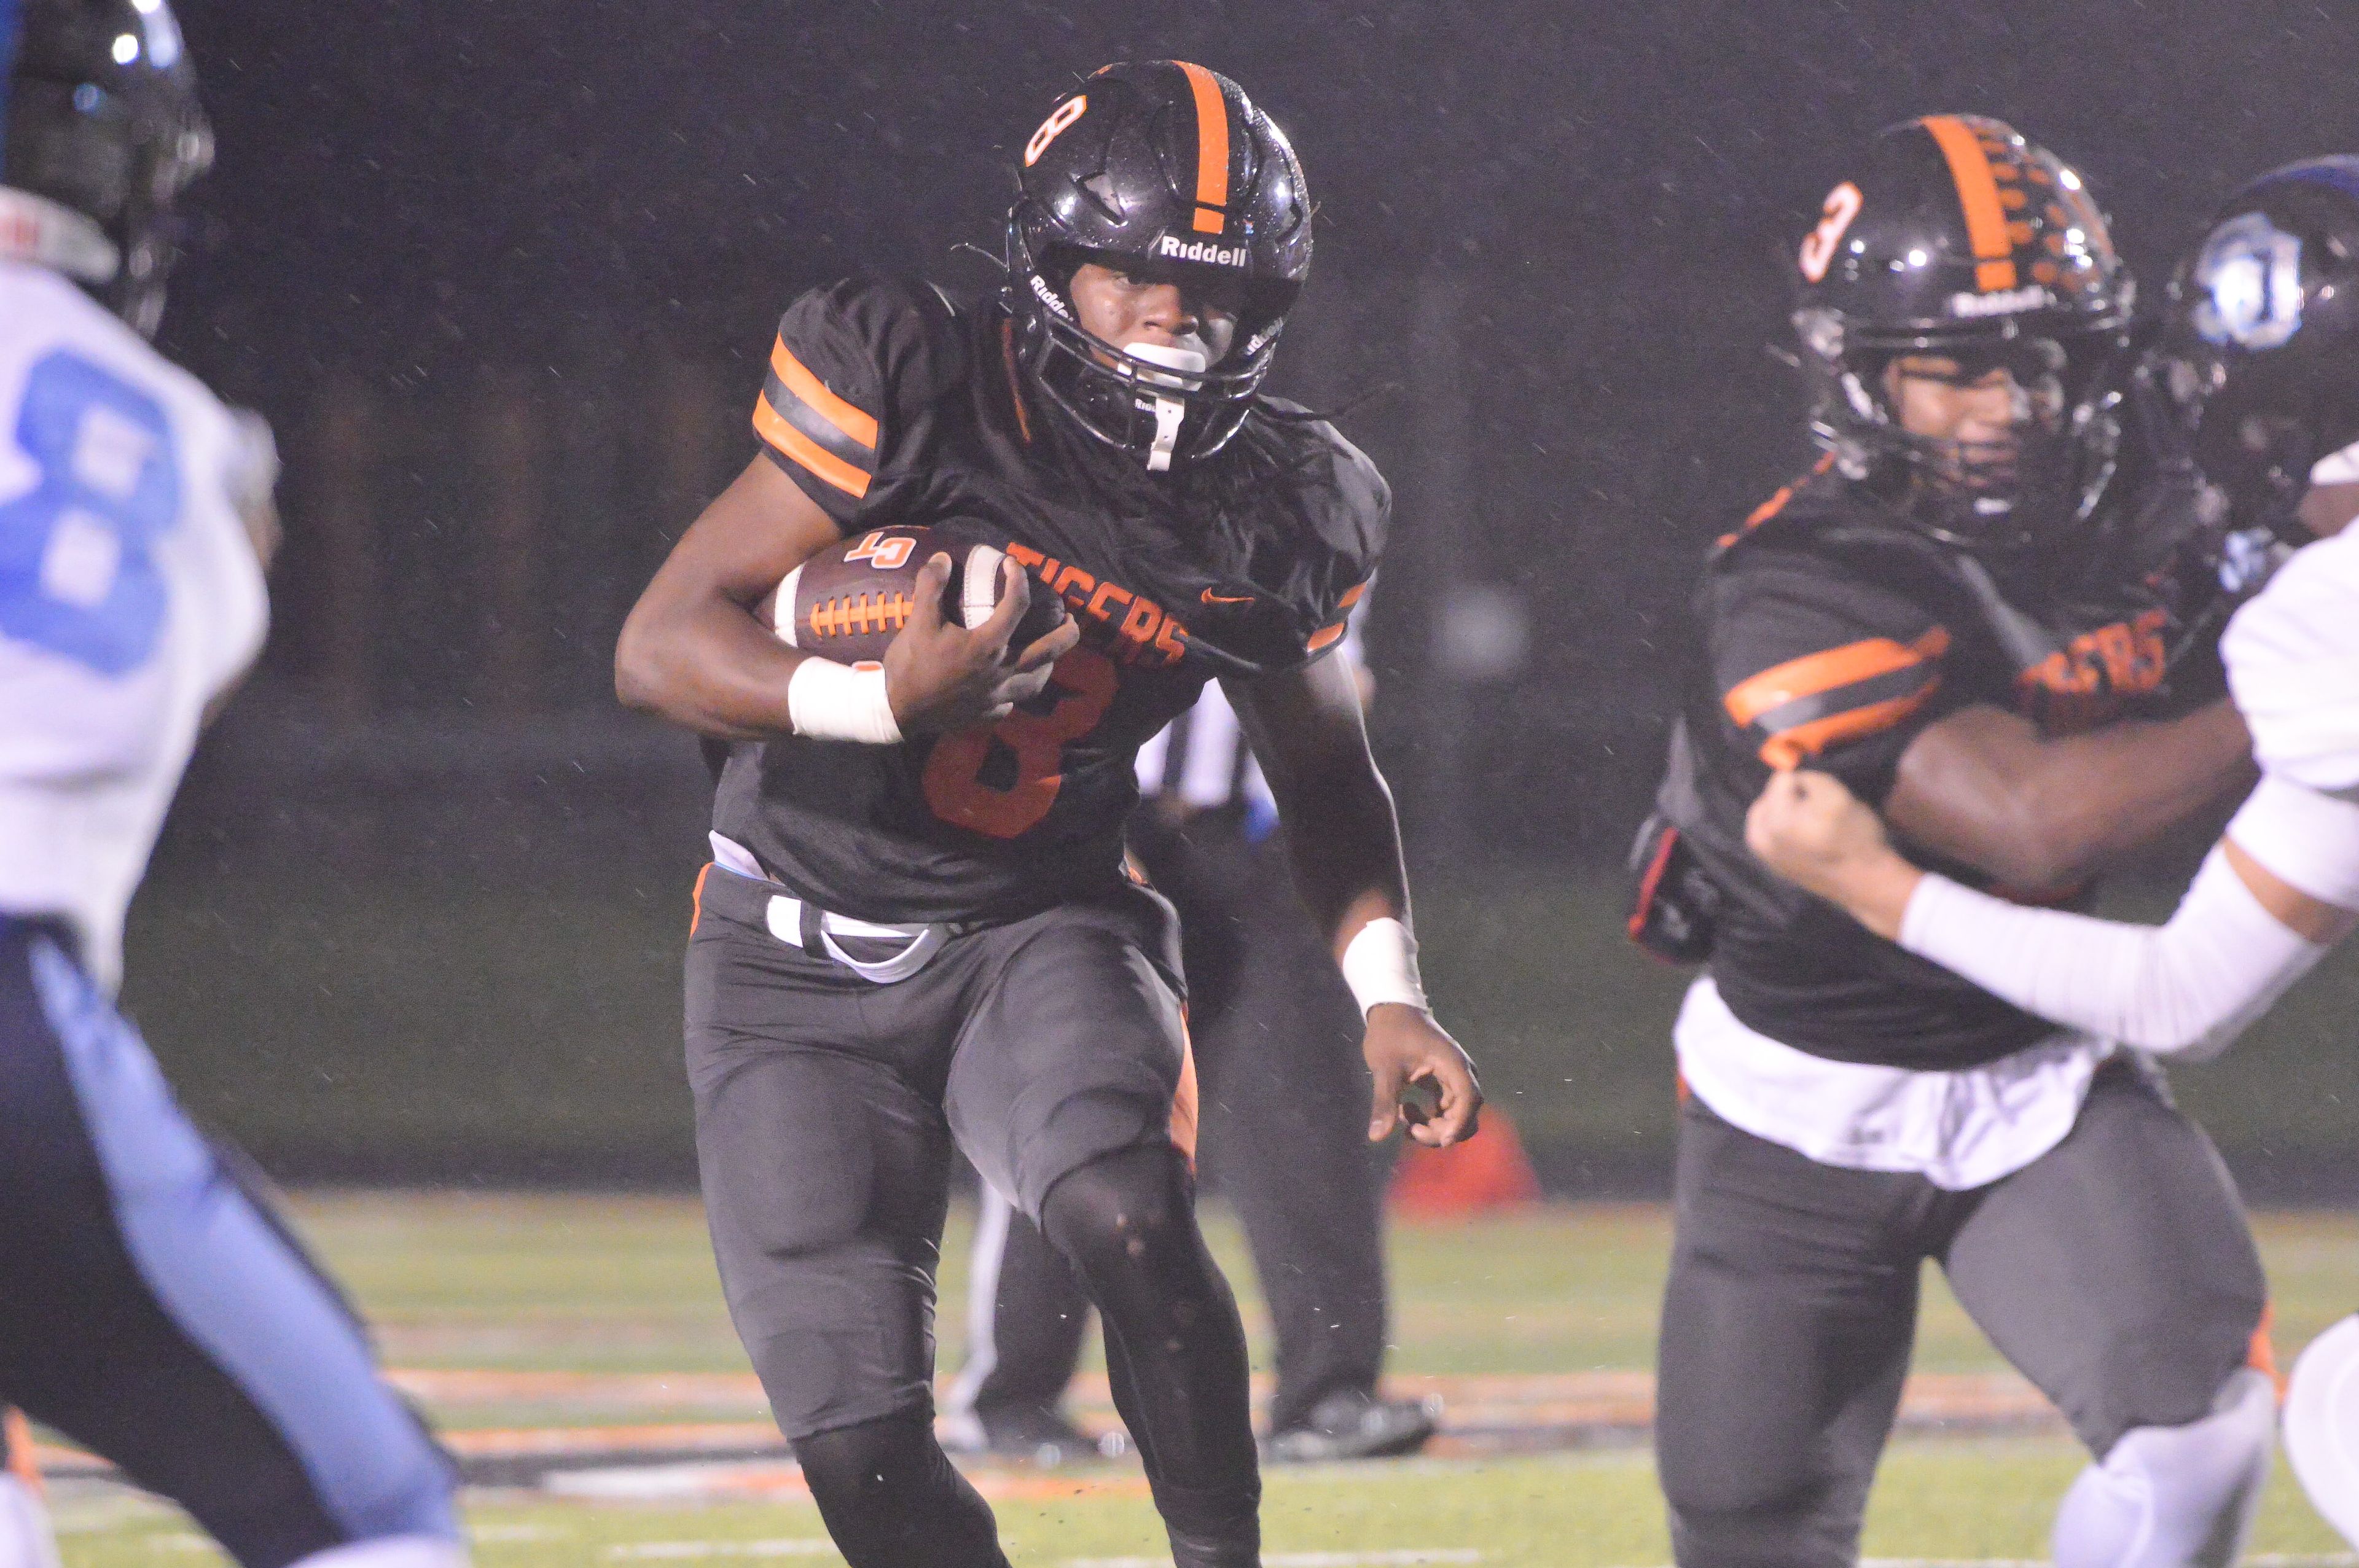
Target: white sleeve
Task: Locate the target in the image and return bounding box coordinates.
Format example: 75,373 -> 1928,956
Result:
1895,781 -> 2353,1058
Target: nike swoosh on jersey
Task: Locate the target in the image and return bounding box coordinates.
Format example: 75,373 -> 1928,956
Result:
1200,589 -> 1254,606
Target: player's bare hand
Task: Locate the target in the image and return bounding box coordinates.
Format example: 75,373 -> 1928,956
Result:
885,555 -> 1079,735
1745,769 -> 1920,939
1364,1005 -> 1482,1148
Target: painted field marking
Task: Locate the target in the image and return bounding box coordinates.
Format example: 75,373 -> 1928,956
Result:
1603,1561 -> 2356,1568
605,1544 -> 837,1560
1069,1554 -> 1480,1567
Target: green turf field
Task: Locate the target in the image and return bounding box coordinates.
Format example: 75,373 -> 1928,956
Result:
44,1195 -> 2359,1565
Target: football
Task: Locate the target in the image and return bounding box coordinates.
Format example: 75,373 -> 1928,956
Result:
765,525 -> 1068,666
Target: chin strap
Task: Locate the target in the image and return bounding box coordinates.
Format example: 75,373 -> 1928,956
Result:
0,188 -> 119,285
1144,394 -> 1186,472
1126,340 -> 1209,474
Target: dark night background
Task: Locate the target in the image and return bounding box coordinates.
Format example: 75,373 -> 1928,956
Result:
115,1 -> 2359,1187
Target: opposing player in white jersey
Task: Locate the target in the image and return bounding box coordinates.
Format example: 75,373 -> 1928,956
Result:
0,2 -> 466,1564
1747,158 -> 2359,1558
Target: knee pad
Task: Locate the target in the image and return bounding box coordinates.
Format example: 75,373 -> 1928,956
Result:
2285,1312 -> 2359,1550
2054,1367 -> 2275,1568
287,1539 -> 471,1568
0,1476 -> 60,1568
1038,1144 -> 1191,1279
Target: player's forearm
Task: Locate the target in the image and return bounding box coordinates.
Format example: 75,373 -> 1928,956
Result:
615,594 -> 806,739
2011,701 -> 2256,883
1278,763 -> 1412,961
1890,700 -> 2254,891
1898,847 -> 2327,1056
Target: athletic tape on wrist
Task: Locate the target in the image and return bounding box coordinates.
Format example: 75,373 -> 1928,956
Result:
787,658 -> 902,744
1341,916 -> 1428,1016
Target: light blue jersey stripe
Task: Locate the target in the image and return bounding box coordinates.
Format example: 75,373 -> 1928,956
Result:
29,937 -> 456,1543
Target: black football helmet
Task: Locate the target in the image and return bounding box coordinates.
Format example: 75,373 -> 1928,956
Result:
1793,114 -> 2136,560
2159,157 -> 2359,542
1007,61 -> 1312,470
0,0 -> 211,335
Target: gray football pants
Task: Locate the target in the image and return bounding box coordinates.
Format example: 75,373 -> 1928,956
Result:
1656,1058 -> 2268,1568
950,808 -> 1390,1436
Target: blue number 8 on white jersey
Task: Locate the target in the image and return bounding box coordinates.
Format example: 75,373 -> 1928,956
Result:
0,258 -> 268,991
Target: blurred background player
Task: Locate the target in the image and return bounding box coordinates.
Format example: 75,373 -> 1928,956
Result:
945,612 -> 1440,1467
1742,155 -> 2359,1559
616,61 -> 1479,1568
0,1 -> 466,1565
1629,116 -> 2275,1568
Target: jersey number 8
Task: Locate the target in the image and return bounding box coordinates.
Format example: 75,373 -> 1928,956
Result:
0,352 -> 180,675
923,645 -> 1118,838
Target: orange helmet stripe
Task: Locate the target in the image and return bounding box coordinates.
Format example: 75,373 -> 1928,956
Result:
1175,61 -> 1230,234
1922,115 -> 2019,292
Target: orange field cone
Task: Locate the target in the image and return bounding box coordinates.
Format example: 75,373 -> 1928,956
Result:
1387,1110 -> 1543,1217
4,1408 -> 41,1496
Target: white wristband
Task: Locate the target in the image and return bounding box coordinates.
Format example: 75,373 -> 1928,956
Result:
1341,917 -> 1428,1016
786,658 -> 902,744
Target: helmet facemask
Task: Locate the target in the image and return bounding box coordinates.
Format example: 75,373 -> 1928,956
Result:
1790,116 -> 2135,569
1009,215 -> 1296,470
1803,308 -> 2126,562
1001,61 -> 1312,472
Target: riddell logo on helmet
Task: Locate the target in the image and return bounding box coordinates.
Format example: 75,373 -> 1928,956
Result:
1156,234 -> 1248,268
1949,284 -> 2054,319
1028,271 -> 1073,319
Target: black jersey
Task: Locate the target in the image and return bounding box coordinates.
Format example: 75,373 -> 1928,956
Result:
713,277 -> 1383,926
1669,444 -> 2232,1072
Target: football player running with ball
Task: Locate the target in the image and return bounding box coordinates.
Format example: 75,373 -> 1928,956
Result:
0,2 -> 466,1566
1632,117 -> 2274,1568
616,62 -> 1479,1568
1744,157 -> 2359,1561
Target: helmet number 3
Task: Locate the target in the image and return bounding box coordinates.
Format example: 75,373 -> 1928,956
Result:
1025,95 -> 1088,168
0,352 -> 178,676
1799,181 -> 1864,284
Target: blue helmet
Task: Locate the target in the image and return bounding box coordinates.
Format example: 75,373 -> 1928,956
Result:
1,0 -> 211,335
2163,157 -> 2359,540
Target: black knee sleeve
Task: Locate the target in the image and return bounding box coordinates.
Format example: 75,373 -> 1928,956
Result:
792,1410 -> 1007,1568
1041,1144 -> 1259,1567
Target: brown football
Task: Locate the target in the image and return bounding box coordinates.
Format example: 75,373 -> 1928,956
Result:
764,525 -> 1068,666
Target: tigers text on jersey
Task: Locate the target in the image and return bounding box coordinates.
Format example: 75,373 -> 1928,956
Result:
714,276 -> 1383,926
1673,458 -> 2225,1072
0,260 -> 268,990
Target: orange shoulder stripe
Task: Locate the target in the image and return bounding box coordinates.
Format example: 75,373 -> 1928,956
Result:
1760,688 -> 1939,770
1725,626 -> 1950,728
1922,116 -> 2018,293
1718,453 -> 1837,548
770,338 -> 879,451
755,393 -> 872,499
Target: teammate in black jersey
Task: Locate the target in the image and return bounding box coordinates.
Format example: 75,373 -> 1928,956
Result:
616,62 -> 1479,1568
1633,117 -> 2272,1568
